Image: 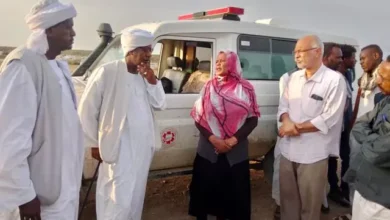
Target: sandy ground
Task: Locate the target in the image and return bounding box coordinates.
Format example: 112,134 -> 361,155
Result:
78,169 -> 350,220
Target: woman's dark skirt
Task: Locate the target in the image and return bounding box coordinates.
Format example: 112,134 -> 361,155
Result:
188,153 -> 251,220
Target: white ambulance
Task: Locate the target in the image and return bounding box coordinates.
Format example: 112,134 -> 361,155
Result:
73,7 -> 361,179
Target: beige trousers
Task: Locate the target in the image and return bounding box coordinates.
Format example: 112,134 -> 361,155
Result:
279,155 -> 328,220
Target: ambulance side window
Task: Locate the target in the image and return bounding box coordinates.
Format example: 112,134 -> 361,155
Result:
150,43 -> 163,75
237,35 -> 296,80
157,39 -> 213,94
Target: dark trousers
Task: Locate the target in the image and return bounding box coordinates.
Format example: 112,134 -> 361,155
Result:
328,130 -> 350,194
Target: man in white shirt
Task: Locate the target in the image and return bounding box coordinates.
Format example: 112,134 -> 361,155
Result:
272,67 -> 298,220
278,35 -> 347,220
78,28 -> 166,220
0,1 -> 84,220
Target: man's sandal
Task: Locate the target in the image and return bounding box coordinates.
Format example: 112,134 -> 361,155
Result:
332,214 -> 352,220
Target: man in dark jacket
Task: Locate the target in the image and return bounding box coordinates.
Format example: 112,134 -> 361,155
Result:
374,92 -> 386,105
343,60 -> 390,219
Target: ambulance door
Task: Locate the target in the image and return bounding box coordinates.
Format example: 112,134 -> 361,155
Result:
150,36 -> 216,171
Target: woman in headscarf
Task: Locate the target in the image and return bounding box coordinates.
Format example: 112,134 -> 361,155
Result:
188,51 -> 260,220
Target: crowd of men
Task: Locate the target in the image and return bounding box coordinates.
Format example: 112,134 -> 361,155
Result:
0,0 -> 390,220
272,37 -> 390,220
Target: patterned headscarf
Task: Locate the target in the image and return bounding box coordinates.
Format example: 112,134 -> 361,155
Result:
191,51 -> 260,138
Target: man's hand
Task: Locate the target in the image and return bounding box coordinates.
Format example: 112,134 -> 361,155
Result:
209,135 -> 231,154
19,196 -> 41,220
279,119 -> 300,137
91,147 -> 102,162
137,62 -> 157,85
295,121 -> 319,134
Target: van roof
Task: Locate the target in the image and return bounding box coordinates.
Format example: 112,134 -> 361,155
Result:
122,19 -> 359,46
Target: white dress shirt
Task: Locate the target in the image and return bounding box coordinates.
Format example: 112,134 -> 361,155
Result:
277,64 -> 347,164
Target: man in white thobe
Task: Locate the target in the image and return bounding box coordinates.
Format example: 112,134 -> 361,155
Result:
272,67 -> 296,219
78,28 -> 166,220
0,1 -> 84,220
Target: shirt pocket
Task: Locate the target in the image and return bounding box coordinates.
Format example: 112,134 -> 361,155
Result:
301,89 -> 326,118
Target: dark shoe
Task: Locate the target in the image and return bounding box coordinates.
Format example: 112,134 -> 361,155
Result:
340,183 -> 350,201
341,189 -> 350,202
321,205 -> 330,214
274,205 -> 280,220
328,190 -> 351,207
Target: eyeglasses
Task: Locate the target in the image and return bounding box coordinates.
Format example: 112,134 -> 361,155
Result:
292,47 -> 318,55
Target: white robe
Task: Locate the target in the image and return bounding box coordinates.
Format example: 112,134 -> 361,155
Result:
272,72 -> 290,205
96,72 -> 165,220
79,63 -> 166,220
357,87 -> 381,118
0,60 -> 84,220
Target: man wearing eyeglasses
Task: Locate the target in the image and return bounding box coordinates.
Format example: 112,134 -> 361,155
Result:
277,35 -> 347,220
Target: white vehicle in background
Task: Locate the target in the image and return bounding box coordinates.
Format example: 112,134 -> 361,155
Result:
72,6 -> 361,181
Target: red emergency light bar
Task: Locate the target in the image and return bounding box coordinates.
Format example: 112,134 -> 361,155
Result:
178,7 -> 244,21
207,7 -> 244,16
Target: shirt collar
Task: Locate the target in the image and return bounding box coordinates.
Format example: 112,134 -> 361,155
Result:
299,64 -> 326,83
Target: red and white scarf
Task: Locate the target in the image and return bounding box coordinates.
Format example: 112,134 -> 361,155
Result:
191,51 -> 260,139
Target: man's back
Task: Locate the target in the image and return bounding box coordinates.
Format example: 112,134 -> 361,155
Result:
276,68 -> 298,129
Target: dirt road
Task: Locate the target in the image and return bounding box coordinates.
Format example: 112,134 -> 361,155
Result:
79,169 -> 350,220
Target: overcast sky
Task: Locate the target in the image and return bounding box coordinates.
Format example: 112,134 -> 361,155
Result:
1,0 -> 388,54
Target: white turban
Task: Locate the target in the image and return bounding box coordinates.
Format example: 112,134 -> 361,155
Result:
121,28 -> 154,56
25,0 -> 77,55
